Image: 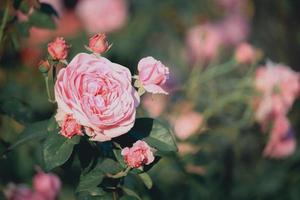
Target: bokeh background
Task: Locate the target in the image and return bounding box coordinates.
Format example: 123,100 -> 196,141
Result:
1,0 -> 300,199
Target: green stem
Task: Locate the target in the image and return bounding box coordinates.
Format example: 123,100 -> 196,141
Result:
0,0 -> 9,54
112,191 -> 118,200
107,166 -> 131,179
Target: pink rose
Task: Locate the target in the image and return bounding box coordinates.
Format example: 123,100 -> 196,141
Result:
173,111 -> 204,140
88,33 -> 110,54
75,0 -> 128,33
56,113 -> 83,139
55,53 -> 139,141
121,140 -> 155,168
186,23 -> 222,63
138,57 -> 169,94
33,171 -> 61,200
263,115 -> 296,159
235,42 -> 256,64
47,37 -> 69,60
254,63 -> 300,124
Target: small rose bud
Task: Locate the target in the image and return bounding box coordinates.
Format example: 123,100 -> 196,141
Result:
38,60 -> 51,74
88,33 -> 110,54
121,140 -> 155,168
33,171 -> 61,200
56,112 -> 83,139
47,37 -> 69,60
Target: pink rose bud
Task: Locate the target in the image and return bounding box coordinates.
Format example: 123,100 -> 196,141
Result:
235,42 -> 256,64
88,33 -> 110,54
38,60 -> 51,74
33,171 -> 61,200
137,57 -> 169,94
121,140 -> 155,168
60,114 -> 83,139
47,37 -> 69,60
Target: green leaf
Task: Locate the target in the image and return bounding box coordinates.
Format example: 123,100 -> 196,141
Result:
28,10 -> 56,29
76,168 -> 105,193
138,173 -> 153,189
0,98 -> 34,124
76,191 -> 112,200
5,120 -> 49,153
98,158 -> 123,174
122,187 -> 142,200
144,119 -> 177,152
120,195 -> 139,200
43,132 -> 80,171
113,149 -> 127,169
117,118 -> 177,152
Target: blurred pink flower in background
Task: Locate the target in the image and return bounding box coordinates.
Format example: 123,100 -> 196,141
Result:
254,63 -> 300,124
218,15 -> 250,47
186,23 -> 222,64
215,0 -> 248,14
235,42 -> 256,64
75,0 -> 128,33
173,111 -> 204,140
55,11 -> 82,37
4,184 -> 32,200
4,170 -> 61,200
178,143 -> 199,156
33,171 -> 61,200
142,94 -> 168,118
264,115 -> 296,159
121,140 -> 155,168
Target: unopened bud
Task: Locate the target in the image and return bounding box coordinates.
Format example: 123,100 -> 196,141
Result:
88,33 -> 111,54
47,37 -> 69,60
38,60 -> 50,74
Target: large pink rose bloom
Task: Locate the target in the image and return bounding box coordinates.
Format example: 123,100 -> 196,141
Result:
186,23 -> 222,63
75,0 -> 128,33
55,53 -> 139,141
254,63 -> 300,123
263,115 -> 296,159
